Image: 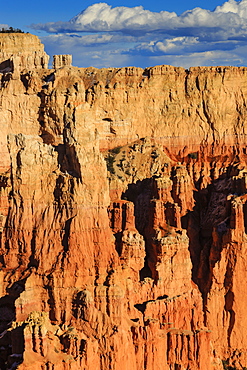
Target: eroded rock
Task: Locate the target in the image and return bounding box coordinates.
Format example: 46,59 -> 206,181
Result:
1,34 -> 247,370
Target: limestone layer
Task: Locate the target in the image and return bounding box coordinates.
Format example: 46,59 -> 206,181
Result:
1,35 -> 247,370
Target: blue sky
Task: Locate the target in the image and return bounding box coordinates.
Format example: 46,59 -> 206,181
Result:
2,1 -> 247,69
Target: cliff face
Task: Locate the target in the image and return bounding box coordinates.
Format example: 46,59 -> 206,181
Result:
1,35 -> 247,370
0,33 -> 49,72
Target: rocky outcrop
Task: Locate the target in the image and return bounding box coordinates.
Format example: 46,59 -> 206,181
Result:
0,33 -> 49,72
53,55 -> 72,69
1,34 -> 247,369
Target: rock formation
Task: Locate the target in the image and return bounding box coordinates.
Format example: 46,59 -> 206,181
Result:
53,55 -> 72,69
0,33 -> 247,369
0,33 -> 49,73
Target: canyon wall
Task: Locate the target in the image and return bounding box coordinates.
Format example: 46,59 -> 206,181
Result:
0,34 -> 247,370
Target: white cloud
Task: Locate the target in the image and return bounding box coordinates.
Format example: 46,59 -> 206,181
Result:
134,37 -> 200,55
215,0 -> 247,16
32,3 -> 178,34
32,1 -> 247,68
32,1 -> 247,38
70,3 -> 177,33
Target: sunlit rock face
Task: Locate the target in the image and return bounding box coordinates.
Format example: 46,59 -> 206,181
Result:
1,33 -> 247,370
0,33 -> 49,72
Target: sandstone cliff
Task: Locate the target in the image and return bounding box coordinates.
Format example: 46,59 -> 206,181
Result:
0,33 -> 49,73
0,34 -> 247,370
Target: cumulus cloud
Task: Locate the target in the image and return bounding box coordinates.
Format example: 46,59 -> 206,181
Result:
32,3 -> 177,34
31,1 -> 247,68
32,1 -> 247,38
215,0 -> 247,15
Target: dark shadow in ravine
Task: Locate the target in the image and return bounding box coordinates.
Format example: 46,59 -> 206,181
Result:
0,279 -> 27,369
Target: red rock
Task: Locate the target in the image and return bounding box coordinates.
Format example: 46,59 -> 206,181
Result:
2,33 -> 247,370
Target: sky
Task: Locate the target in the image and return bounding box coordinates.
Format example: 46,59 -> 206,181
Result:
2,0 -> 247,69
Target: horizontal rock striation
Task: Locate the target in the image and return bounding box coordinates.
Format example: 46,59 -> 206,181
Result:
1,34 -> 247,369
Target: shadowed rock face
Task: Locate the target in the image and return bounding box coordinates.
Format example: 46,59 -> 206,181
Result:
1,34 -> 247,370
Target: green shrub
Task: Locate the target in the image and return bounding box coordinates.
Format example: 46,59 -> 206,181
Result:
188,152 -> 198,160
1,27 -> 24,33
104,146 -> 123,174
105,153 -> 115,174
111,146 -> 121,154
222,359 -> 243,370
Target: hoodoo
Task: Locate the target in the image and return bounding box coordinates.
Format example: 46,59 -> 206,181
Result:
0,33 -> 247,370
